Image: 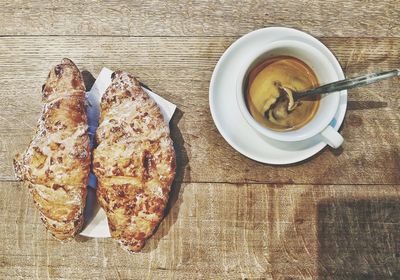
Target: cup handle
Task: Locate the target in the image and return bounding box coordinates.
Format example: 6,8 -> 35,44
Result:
320,126 -> 344,148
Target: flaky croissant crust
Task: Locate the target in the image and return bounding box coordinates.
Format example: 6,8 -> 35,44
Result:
93,71 -> 176,252
14,58 -> 90,240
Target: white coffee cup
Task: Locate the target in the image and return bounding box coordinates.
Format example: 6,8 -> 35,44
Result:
236,40 -> 344,148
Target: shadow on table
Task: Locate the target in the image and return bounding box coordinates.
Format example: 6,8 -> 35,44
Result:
82,70 -> 96,90
317,198 -> 400,279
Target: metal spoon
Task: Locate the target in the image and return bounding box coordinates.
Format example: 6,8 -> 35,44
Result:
274,69 -> 400,112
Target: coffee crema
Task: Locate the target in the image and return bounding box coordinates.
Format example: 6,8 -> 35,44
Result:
246,56 -> 320,131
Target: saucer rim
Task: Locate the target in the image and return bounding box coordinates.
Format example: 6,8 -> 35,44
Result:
209,27 -> 348,165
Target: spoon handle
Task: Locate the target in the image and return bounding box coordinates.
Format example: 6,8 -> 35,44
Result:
296,69 -> 400,99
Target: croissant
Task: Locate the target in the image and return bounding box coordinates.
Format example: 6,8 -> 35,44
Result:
93,71 -> 176,252
13,58 -> 90,240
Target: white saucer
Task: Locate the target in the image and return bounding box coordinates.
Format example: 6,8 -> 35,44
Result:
209,27 -> 347,164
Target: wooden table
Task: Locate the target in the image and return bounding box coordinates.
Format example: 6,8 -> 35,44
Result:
0,1 -> 399,279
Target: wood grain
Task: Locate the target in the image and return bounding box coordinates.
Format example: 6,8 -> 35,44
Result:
1,1 -> 399,278
1,182 -> 398,279
0,0 -> 399,37
0,37 -> 399,184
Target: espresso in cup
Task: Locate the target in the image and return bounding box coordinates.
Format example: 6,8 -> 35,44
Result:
236,40 -> 344,148
246,56 -> 320,131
